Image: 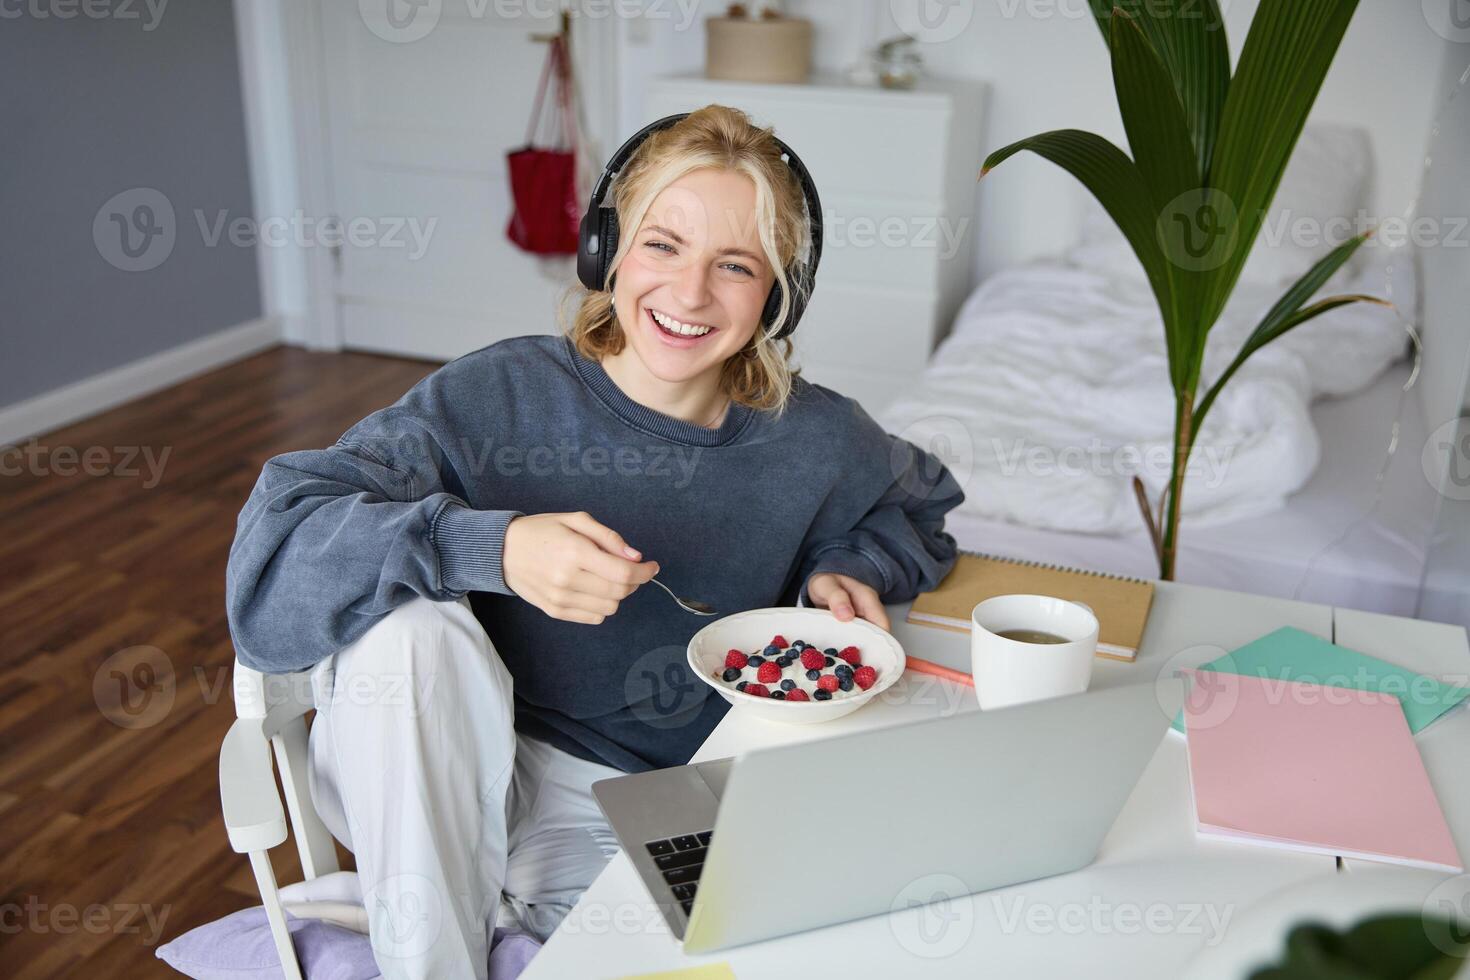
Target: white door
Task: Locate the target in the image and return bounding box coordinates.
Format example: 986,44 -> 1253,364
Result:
313,0 -> 614,360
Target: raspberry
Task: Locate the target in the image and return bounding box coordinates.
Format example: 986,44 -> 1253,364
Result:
853,665 -> 877,690
785,688 -> 810,702
800,649 -> 825,671
725,649 -> 749,670
838,646 -> 862,665
771,634 -> 788,649
757,662 -> 781,684
816,674 -> 839,693
743,683 -> 770,698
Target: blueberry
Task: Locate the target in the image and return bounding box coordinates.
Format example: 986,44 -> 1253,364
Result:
824,656 -> 835,668
835,664 -> 853,678
791,640 -> 806,650
806,668 -> 821,681
824,648 -> 838,657
838,676 -> 854,692
722,667 -> 741,682
813,689 -> 833,701
748,655 -> 765,667
777,656 -> 793,668
736,681 -> 747,692
763,645 -> 781,657
780,679 -> 796,691
771,690 -> 786,700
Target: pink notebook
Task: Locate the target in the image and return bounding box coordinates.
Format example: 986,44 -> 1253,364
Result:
1183,670 -> 1463,872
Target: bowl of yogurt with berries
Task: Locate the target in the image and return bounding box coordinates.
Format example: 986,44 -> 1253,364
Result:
687,607 -> 906,725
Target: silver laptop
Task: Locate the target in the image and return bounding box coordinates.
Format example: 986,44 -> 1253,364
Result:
593,677 -> 1187,953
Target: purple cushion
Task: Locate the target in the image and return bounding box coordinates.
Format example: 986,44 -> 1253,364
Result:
157,908 -> 540,980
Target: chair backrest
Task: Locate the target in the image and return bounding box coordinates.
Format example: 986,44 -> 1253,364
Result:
233,661 -> 317,723
233,658 -> 340,880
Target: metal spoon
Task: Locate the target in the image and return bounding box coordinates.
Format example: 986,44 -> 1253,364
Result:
649,578 -> 718,616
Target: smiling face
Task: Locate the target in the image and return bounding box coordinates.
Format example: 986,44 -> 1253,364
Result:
609,167 -> 778,389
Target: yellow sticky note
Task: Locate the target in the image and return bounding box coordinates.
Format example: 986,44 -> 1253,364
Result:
615,965 -> 736,980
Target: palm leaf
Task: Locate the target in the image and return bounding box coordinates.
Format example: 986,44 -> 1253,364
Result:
1109,11 -> 1197,213
1194,231 -> 1386,427
1108,10 -> 1204,382
1087,0 -> 1230,179
1200,0 -> 1360,327
982,130 -> 1190,387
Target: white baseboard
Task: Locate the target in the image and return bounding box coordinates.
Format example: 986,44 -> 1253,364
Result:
0,316 -> 284,446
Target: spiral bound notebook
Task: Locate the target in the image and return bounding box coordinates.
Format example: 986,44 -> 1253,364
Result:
907,551 -> 1155,661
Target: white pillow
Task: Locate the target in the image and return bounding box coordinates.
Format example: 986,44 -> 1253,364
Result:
1068,123 -> 1374,287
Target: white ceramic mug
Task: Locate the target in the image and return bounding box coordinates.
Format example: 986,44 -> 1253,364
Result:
970,594 -> 1099,710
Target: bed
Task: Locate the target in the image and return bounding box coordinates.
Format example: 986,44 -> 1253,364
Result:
930,359 -> 1434,617
880,124 -> 1441,617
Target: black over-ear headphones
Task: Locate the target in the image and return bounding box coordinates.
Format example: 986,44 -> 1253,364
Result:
576,113 -> 824,343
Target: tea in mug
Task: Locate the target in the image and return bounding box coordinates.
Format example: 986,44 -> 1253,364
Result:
994,628 -> 1069,645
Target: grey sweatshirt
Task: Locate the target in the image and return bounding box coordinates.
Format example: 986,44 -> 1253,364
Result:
226,334 -> 963,771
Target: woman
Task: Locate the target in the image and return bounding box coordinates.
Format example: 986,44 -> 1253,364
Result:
226,105 -> 963,979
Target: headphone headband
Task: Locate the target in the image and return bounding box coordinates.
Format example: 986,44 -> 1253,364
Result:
576,112 -> 823,342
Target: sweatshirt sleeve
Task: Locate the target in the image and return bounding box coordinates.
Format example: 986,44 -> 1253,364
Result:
797,433 -> 964,608
225,400 -> 522,675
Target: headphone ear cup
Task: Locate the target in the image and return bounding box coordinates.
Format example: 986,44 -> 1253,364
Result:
577,208 -> 601,290
774,289 -> 805,342
761,280 -> 784,337
598,211 -> 620,290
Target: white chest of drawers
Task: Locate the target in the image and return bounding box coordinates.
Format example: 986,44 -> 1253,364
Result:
645,72 -> 987,416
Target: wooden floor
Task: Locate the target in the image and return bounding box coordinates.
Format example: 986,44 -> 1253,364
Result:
1,346 -> 437,978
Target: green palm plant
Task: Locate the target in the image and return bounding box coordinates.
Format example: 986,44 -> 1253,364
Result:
981,0 -> 1390,580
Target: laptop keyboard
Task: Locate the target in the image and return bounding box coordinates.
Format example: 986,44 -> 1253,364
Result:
644,830 -> 713,916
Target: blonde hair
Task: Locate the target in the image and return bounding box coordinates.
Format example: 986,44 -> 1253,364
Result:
562,105 -> 814,415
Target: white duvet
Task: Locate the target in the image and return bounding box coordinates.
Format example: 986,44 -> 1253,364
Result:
880,259 -> 1408,535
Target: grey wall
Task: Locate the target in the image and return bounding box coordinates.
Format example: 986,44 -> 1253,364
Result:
1,0 -> 261,409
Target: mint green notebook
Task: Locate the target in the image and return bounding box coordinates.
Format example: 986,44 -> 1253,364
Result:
1171,626 -> 1470,734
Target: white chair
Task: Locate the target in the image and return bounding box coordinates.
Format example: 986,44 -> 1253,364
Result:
218,659 -> 341,980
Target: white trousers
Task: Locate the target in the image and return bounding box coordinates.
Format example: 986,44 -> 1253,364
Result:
306,596 -> 622,980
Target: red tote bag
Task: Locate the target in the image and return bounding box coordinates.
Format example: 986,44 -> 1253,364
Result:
505,36 -> 581,255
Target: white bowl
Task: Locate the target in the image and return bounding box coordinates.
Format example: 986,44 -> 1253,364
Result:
687,607 -> 906,725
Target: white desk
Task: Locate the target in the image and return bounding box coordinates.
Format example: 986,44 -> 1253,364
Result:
1331,609 -> 1470,871
526,582 -> 1359,978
